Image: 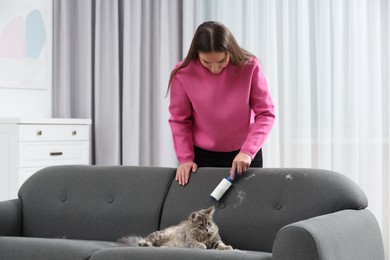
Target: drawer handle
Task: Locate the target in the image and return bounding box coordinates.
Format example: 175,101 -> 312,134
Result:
50,152 -> 63,156
72,130 -> 77,136
37,130 -> 43,136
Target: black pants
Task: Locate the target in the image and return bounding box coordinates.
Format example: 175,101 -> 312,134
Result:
194,146 -> 263,168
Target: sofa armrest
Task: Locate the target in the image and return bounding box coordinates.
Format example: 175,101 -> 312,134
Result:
272,209 -> 385,260
0,199 -> 22,236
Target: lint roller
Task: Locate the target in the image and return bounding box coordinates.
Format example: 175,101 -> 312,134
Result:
210,172 -> 237,201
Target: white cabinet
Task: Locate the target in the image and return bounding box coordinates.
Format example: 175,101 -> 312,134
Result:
0,118 -> 92,201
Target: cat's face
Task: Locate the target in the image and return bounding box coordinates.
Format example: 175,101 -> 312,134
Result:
188,207 -> 218,239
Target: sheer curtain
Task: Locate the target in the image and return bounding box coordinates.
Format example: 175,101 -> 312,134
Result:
186,0 -> 389,257
53,0 -> 389,257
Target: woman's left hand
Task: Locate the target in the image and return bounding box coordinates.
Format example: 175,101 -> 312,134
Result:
230,152 -> 251,180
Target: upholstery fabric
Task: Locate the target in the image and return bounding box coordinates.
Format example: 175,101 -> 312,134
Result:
160,167 -> 368,252
89,247 -> 272,260
273,209 -> 385,260
18,165 -> 176,241
0,237 -> 125,260
0,199 -> 22,236
0,165 -> 382,259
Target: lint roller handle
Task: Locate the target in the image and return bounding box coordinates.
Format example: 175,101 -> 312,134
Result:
210,172 -> 237,201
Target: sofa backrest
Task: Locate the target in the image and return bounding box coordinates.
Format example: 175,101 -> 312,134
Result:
19,166 -> 368,252
160,168 -> 368,252
18,165 -> 176,241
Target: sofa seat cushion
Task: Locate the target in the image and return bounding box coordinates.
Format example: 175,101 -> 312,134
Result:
89,247 -> 273,260
0,237 -> 126,260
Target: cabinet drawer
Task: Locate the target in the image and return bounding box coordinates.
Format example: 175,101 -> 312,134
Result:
18,142 -> 90,167
19,124 -> 89,141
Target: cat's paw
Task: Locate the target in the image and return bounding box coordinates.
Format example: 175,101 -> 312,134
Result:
138,239 -> 153,247
217,244 -> 233,250
193,243 -> 207,249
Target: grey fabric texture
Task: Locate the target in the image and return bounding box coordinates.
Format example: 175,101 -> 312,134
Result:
0,199 -> 22,236
273,209 -> 385,260
89,247 -> 272,260
160,168 -> 368,252
18,165 -> 176,241
0,237 -> 125,260
273,224 -> 320,260
0,166 -> 382,259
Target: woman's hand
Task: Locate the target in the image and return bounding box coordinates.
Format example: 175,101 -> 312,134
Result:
176,162 -> 198,186
230,152 -> 251,180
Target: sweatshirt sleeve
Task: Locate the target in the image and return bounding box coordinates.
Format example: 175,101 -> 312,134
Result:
240,61 -> 276,159
168,76 -> 195,164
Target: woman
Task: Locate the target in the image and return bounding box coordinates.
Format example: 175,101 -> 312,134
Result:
168,21 -> 275,186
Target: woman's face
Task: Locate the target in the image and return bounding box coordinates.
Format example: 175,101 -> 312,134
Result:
198,52 -> 230,74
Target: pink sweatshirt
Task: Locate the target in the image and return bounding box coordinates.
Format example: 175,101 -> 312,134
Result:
169,57 -> 275,164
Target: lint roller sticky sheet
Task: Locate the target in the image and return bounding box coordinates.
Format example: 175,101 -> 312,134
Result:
210,173 -> 236,201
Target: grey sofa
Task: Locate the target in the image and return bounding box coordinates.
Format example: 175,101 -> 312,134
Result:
0,165 -> 385,260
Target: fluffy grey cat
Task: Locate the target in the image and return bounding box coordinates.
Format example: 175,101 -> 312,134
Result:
118,206 -> 233,250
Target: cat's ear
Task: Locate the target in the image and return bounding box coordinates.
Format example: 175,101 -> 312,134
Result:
189,212 -> 200,222
204,206 -> 215,216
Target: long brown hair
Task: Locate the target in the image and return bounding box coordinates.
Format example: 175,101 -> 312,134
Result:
167,21 -> 254,95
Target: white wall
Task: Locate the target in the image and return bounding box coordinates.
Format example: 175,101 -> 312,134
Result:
0,89 -> 51,117
0,0 -> 52,118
